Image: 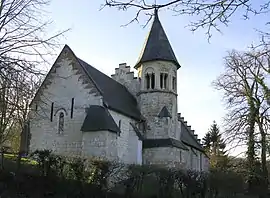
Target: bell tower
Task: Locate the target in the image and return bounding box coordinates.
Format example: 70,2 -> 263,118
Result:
135,9 -> 181,140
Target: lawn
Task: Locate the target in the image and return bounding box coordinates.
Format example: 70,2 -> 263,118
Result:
3,153 -> 38,165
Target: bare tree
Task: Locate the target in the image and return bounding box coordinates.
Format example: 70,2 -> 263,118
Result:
0,0 -> 69,80
0,69 -> 40,150
102,0 -> 270,38
244,51 -> 270,196
213,50 -> 270,195
0,0 -> 68,149
213,51 -> 257,183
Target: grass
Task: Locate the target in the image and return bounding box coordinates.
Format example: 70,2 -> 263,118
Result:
1,153 -> 39,175
3,153 -> 38,165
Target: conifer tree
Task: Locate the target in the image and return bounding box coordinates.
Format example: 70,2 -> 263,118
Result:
203,121 -> 228,169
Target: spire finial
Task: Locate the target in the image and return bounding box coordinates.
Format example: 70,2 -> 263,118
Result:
154,6 -> 159,18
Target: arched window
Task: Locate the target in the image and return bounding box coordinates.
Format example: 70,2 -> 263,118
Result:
145,73 -> 155,89
151,73 -> 155,89
58,112 -> 64,134
160,73 -> 168,89
145,67 -> 155,90
145,73 -> 150,89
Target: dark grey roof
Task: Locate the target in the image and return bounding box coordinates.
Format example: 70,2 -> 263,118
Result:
81,105 -> 120,134
179,118 -> 204,152
158,106 -> 172,118
143,138 -> 188,150
134,12 -> 180,69
77,58 -> 143,121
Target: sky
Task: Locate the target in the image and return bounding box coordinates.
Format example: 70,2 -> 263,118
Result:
46,0 -> 268,154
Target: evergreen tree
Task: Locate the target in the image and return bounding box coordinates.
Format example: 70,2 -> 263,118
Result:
203,121 -> 228,169
202,132 -> 211,151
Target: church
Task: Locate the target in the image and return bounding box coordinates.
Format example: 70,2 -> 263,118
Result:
25,11 -> 209,171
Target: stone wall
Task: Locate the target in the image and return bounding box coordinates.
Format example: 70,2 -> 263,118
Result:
139,91 -> 177,139
137,61 -> 178,140
203,155 -> 210,172
111,63 -> 141,97
29,47 -> 103,157
109,110 -> 142,164
143,147 -> 183,168
81,131 -> 117,161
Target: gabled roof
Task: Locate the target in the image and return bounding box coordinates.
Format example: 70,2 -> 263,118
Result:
81,105 -> 120,134
134,11 -> 180,69
74,50 -> 143,121
29,45 -> 143,122
158,106 -> 172,118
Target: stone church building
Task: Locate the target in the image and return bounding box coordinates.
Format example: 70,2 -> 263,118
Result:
25,12 -> 209,171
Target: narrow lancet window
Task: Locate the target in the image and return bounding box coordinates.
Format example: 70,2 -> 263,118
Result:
160,73 -> 168,89
172,77 -> 176,91
145,74 -> 150,89
71,98 -> 74,119
164,74 -> 168,89
58,112 -> 64,134
160,73 -> 163,88
151,73 -> 155,89
50,102 -> 54,122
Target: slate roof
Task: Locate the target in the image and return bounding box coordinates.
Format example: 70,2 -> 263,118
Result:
179,118 -> 204,152
81,105 -> 120,134
143,138 -> 188,150
158,106 -> 172,118
77,58 -> 143,121
134,11 -> 180,69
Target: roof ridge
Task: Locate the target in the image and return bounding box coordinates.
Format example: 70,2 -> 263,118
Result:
74,53 -> 143,120
77,58 -> 138,104
76,58 -> 104,95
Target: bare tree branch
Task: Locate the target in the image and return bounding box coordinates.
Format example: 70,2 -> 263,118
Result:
0,0 -> 69,148
101,0 -> 270,39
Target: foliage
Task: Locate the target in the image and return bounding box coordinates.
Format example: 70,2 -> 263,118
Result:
0,149 -> 263,197
203,121 -> 228,170
3,153 -> 37,165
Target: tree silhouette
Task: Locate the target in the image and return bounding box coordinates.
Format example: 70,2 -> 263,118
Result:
202,132 -> 211,151
203,121 -> 227,169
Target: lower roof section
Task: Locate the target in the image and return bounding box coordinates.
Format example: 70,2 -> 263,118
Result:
81,105 -> 120,134
143,138 -> 188,150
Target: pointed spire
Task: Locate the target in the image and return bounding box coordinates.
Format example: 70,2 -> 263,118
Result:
134,9 -> 180,69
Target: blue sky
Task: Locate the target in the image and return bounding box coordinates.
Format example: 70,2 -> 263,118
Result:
47,1 -> 268,153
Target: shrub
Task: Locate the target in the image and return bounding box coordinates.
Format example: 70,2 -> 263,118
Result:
2,150 -> 259,198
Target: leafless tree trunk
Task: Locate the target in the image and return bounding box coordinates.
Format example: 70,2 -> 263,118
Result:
0,69 -> 40,150
213,50 -> 270,194
245,51 -> 270,197
0,0 -> 68,149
